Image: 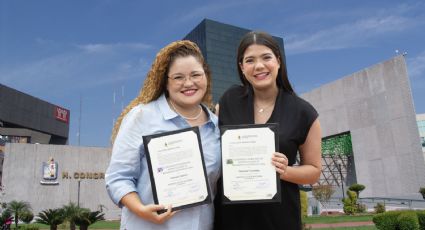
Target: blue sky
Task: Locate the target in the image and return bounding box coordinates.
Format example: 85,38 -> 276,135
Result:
1,0 -> 425,147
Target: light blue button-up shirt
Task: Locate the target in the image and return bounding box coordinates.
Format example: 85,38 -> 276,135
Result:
105,94 -> 221,230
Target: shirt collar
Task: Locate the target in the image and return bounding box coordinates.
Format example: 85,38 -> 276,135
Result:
158,94 -> 178,120
157,93 -> 218,128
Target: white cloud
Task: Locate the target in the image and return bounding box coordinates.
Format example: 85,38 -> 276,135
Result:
0,42 -> 152,95
286,15 -> 413,54
284,3 -> 424,54
408,51 -> 425,78
77,42 -> 152,53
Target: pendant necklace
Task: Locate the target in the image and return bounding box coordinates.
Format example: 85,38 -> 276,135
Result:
169,100 -> 203,120
254,101 -> 275,113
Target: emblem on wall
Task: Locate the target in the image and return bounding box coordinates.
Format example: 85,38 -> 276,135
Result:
40,157 -> 59,185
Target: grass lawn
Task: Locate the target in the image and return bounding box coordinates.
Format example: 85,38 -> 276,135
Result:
316,226 -> 377,230
19,220 -> 121,229
304,214 -> 374,224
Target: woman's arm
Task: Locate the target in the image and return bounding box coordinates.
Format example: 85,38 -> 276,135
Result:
272,119 -> 322,184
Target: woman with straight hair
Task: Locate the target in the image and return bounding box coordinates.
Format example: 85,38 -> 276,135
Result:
214,31 -> 322,229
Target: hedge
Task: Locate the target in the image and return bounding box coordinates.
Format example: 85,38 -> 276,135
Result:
373,210 -> 425,230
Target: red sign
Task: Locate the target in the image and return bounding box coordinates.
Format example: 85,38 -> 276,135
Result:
55,106 -> 70,124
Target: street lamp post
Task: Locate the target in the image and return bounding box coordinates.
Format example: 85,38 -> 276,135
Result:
77,179 -> 81,207
337,162 -> 345,200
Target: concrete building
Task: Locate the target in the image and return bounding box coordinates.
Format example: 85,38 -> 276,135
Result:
2,143 -> 119,219
417,113 -> 425,153
302,55 -> 425,198
0,83 -> 70,185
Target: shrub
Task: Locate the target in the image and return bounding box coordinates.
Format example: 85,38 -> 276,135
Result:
397,212 -> 419,230
36,208 -> 65,230
20,210 -> 34,224
417,210 -> 425,230
349,183 -> 366,198
357,203 -> 367,213
300,191 -> 308,217
420,187 -> 425,199
342,190 -> 357,215
374,202 -> 386,213
373,210 -> 403,230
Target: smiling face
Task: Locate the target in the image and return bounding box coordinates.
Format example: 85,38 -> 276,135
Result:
239,44 -> 280,91
166,55 -> 207,110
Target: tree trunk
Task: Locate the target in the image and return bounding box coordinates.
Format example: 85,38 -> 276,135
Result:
79,225 -> 88,230
50,225 -> 57,230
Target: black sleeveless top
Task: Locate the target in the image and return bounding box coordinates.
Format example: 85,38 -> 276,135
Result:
214,85 -> 318,230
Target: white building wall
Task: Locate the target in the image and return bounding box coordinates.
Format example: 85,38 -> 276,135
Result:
301,55 -> 425,197
2,143 -> 120,219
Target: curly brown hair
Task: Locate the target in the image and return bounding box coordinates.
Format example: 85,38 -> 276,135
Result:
111,40 -> 212,143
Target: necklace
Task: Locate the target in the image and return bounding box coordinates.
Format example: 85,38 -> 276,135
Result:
169,100 -> 203,120
254,101 -> 275,113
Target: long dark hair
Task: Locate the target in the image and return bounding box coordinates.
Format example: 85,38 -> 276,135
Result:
237,31 -> 294,94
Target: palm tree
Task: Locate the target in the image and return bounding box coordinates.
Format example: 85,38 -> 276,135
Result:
62,202 -> 82,230
6,200 -> 31,229
36,209 -> 65,230
74,210 -> 105,230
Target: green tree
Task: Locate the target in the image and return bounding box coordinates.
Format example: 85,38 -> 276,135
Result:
62,202 -> 83,230
36,209 -> 65,230
419,187 -> 425,200
348,183 -> 365,198
74,210 -> 105,230
312,185 -> 335,215
6,200 -> 31,229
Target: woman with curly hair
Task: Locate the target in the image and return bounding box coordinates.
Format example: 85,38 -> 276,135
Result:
106,40 -> 221,230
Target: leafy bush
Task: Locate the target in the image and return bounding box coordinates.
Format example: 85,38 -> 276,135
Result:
373,210 -> 424,230
373,210 -> 403,230
36,208 -> 65,230
374,202 -> 386,213
349,183 -> 365,198
342,190 -> 357,215
300,191 -> 308,217
417,210 -> 425,230
420,187 -> 425,199
397,212 -> 419,230
20,210 -> 34,224
74,210 -> 105,230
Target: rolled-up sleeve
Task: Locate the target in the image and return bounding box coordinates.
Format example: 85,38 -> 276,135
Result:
105,106 -> 145,207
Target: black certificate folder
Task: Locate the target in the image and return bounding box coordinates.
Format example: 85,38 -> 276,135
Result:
143,127 -> 212,213
220,123 -> 281,205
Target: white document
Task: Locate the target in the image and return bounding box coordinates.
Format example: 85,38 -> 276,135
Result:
222,127 -> 277,201
146,130 -> 209,208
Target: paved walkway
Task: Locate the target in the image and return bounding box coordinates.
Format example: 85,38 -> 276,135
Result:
307,221 -> 375,229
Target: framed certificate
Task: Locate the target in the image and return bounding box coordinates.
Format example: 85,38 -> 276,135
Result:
143,127 -> 212,212
220,123 -> 281,204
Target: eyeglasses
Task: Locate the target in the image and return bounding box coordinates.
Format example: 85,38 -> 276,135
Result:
168,72 -> 205,85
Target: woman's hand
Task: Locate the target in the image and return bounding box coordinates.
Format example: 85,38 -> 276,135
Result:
137,204 -> 177,224
120,192 -> 177,224
271,152 -> 288,178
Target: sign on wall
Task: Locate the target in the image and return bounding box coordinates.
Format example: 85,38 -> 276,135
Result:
40,157 -> 59,185
54,106 -> 70,124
